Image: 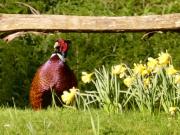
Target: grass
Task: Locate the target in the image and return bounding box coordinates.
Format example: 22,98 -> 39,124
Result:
0,108 -> 180,135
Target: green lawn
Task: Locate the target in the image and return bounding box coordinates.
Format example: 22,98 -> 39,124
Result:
0,108 -> 180,135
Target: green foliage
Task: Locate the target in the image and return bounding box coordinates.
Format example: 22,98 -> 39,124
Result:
0,0 -> 180,107
92,66 -> 123,113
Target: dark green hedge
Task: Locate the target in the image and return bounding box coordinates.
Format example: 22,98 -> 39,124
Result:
0,0 -> 180,107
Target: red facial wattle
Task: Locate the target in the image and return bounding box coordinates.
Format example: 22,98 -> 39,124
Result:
54,39 -> 70,58
59,40 -> 68,53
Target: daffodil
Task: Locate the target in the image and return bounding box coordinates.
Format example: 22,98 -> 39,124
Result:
158,51 -> 171,66
143,78 -> 150,88
4,124 -> 11,128
133,63 -> 147,76
119,72 -> 126,78
69,87 -> 79,93
123,76 -> 134,87
61,87 -> 79,105
166,65 -> 177,75
112,64 -> 126,76
169,107 -> 178,116
141,69 -> 151,77
147,57 -> 158,70
81,72 -> 93,83
169,107 -> 177,112
175,75 -> 180,84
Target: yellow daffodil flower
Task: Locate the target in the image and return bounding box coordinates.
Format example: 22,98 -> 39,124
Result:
169,107 -> 178,116
175,75 -> 180,84
158,51 -> 171,66
169,107 -> 177,112
133,63 -> 147,76
147,57 -> 158,70
81,72 -> 93,83
141,69 -> 151,77
61,87 -> 79,105
119,72 -> 126,78
69,87 -> 79,93
143,78 -> 150,88
166,65 -> 177,75
112,64 -> 126,75
123,76 -> 134,87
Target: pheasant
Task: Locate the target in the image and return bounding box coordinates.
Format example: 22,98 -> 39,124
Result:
29,39 -> 77,110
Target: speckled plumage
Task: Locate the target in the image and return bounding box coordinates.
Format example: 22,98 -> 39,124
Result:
30,55 -> 77,110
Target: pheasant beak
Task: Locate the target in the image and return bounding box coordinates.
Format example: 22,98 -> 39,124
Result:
54,42 -> 59,49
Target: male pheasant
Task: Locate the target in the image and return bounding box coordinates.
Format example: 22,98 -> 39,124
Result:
29,39 -> 77,110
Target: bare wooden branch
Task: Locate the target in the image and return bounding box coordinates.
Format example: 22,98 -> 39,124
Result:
0,14 -> 180,32
141,31 -> 163,40
3,31 -> 47,42
15,2 -> 40,15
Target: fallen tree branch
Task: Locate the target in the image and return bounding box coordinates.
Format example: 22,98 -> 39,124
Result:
2,31 -> 48,42
141,31 -> 163,40
15,2 -> 40,15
